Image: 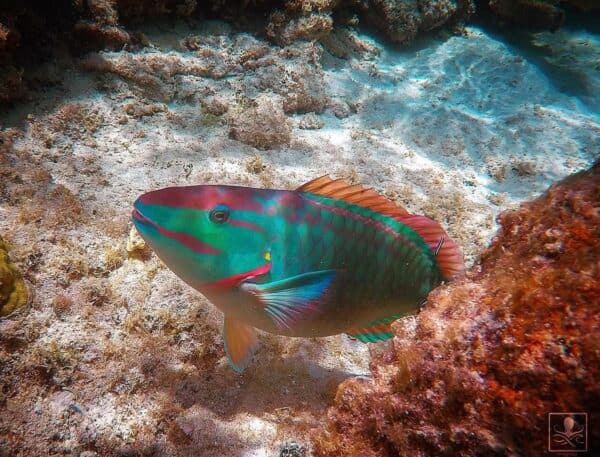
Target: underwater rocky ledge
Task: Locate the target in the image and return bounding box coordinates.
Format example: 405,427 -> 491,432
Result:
2,0 -> 600,102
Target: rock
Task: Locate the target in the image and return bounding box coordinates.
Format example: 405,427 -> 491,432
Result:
228,95 -> 293,149
320,27 -> 381,59
312,161 -> 600,456
359,0 -> 475,44
267,11 -> 333,45
201,96 -> 229,116
487,0 -> 565,31
298,113 -> 324,129
126,226 -> 147,256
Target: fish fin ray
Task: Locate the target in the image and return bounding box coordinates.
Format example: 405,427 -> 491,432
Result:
297,176 -> 409,217
394,215 -> 464,279
241,270 -> 335,330
346,314 -> 403,343
223,316 -> 259,373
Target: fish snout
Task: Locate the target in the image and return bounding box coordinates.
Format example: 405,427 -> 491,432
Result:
132,197 -> 156,228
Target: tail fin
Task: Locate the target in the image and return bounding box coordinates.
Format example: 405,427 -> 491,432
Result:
395,215 -> 464,280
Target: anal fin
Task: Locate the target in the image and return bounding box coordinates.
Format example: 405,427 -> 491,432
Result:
346,315 -> 402,343
223,316 -> 259,373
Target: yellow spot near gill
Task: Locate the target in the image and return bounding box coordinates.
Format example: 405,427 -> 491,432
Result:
264,251 -> 271,262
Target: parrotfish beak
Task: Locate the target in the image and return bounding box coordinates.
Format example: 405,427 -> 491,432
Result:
132,197 -> 156,231
132,205 -> 151,227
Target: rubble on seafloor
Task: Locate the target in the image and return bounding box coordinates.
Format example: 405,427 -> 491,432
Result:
312,161 -> 600,456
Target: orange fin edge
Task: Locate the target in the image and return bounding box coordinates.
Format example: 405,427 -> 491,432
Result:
296,175 -> 409,217
346,322 -> 394,343
395,215 -> 464,280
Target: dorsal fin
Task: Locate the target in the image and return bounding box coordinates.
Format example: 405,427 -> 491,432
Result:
296,175 -> 409,218
297,176 -> 465,280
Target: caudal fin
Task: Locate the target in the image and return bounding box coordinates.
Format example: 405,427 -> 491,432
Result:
395,215 -> 464,280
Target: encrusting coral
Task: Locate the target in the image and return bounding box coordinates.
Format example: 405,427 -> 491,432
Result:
0,237 -> 28,318
312,161 -> 600,456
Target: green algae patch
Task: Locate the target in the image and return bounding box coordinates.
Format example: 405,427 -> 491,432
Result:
0,237 -> 28,317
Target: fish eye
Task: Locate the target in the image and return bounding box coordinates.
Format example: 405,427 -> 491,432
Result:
209,206 -> 230,224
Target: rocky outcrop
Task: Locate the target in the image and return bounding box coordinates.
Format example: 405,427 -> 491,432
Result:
359,0 -> 475,44
487,0 -> 565,31
312,161 -> 600,456
481,0 -> 600,31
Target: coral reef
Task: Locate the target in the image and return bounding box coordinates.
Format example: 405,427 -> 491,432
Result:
0,0 -> 483,105
312,161 -> 600,456
267,11 -> 334,46
481,0 -> 600,30
82,33 -> 328,113
0,236 -> 28,317
72,0 -> 202,52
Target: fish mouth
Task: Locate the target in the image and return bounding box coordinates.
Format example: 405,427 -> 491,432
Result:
132,207 -> 154,227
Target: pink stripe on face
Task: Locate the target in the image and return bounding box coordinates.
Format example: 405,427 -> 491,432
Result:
138,185 -> 266,213
156,225 -> 220,255
229,218 -> 264,232
205,263 -> 271,290
133,206 -> 219,255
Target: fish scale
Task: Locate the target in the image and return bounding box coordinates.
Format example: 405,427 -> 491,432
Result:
132,177 -> 463,371
293,194 -> 439,326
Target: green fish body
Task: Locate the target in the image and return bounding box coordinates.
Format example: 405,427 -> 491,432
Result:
133,176 -> 463,371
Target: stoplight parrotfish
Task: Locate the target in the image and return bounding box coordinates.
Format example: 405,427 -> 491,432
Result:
132,176 -> 464,372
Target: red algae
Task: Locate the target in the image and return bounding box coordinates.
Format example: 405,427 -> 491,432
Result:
312,161 -> 600,456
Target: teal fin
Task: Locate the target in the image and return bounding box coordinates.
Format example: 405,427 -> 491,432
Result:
346,315 -> 402,343
223,316 -> 259,373
241,270 -> 336,330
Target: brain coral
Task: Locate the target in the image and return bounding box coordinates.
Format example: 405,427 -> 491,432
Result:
312,161 -> 600,456
0,237 -> 28,318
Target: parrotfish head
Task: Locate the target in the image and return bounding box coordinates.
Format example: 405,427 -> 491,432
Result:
132,185 -> 277,291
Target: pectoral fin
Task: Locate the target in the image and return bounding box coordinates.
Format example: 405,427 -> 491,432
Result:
223,316 -> 259,373
241,270 -> 336,330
